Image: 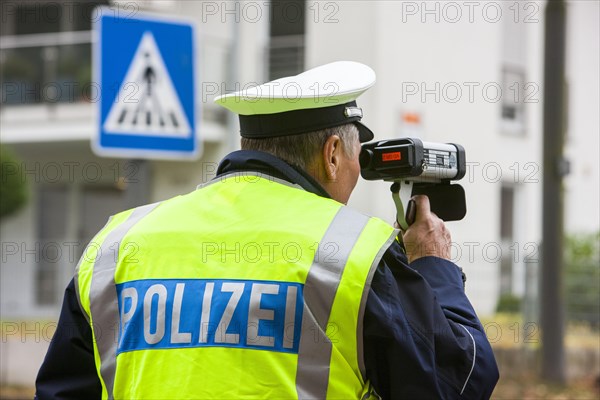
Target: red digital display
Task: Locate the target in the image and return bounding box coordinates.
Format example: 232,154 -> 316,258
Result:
382,152 -> 402,162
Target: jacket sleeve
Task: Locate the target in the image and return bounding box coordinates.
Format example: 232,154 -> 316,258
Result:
35,279 -> 102,400
363,241 -> 499,399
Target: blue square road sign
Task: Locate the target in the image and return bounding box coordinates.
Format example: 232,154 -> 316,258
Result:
93,7 -> 199,160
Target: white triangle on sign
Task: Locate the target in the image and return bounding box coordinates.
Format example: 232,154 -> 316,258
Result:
103,32 -> 192,138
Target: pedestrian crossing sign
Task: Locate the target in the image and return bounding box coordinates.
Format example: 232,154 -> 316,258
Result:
94,8 -> 199,159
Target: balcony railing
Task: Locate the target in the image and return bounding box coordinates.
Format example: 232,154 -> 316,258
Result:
1,31 -> 93,105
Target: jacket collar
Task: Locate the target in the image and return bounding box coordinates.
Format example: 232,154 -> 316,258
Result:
215,150 -> 331,199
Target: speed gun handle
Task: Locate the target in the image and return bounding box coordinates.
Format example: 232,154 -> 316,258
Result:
390,182 -> 416,230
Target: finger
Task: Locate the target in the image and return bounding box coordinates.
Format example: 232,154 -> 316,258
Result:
411,195 -> 431,222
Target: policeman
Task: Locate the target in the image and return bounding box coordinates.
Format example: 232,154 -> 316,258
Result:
36,61 -> 499,399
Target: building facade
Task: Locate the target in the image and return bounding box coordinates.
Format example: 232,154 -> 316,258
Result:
1,0 -> 598,385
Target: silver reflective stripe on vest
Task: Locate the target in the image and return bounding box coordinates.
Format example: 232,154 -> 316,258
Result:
89,203 -> 160,399
75,217 -> 114,325
296,206 -> 369,399
357,229 -> 399,381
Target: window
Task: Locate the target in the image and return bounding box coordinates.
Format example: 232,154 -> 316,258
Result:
500,186 -> 514,240
269,0 -> 305,80
79,185 -> 126,251
501,66 -> 526,134
35,183 -> 125,306
35,185 -> 68,305
500,0 -> 528,135
499,185 -> 515,295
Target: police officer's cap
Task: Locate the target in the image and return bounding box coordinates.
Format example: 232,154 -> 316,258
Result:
214,61 -> 375,142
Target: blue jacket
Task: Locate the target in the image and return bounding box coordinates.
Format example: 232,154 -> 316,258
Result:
36,150 -> 499,399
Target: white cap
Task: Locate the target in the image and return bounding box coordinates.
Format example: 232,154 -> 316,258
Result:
214,61 -> 376,142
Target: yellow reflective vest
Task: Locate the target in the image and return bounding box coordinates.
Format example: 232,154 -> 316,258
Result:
76,174 -> 398,399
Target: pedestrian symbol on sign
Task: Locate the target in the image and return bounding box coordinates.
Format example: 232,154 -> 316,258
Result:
103,31 -> 192,138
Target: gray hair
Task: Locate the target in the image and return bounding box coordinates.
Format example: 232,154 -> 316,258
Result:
240,123 -> 359,170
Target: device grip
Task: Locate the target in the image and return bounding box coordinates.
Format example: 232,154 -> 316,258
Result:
405,199 -> 416,226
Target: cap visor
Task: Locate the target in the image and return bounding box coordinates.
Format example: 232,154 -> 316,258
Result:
355,121 -> 374,142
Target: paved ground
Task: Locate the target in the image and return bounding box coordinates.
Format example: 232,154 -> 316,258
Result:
2,377 -> 598,400
492,375 -> 599,399
1,319 -> 598,399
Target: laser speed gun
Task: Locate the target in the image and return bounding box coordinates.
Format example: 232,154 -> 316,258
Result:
360,138 -> 467,230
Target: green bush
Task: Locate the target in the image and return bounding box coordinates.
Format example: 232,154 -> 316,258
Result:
0,145 -> 28,219
565,232 -> 600,327
496,293 -> 522,313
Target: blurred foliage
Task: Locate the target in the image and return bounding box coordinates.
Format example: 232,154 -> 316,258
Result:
0,145 -> 28,219
1,51 -> 37,80
565,232 -> 600,328
480,313 -> 540,350
496,293 -> 522,314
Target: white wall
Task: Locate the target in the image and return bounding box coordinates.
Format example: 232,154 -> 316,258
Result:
565,0 -> 600,234
1,0 -> 597,320
305,0 -> 549,314
305,0 -> 598,315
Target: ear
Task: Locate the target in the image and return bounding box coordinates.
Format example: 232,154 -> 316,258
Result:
322,135 -> 342,181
